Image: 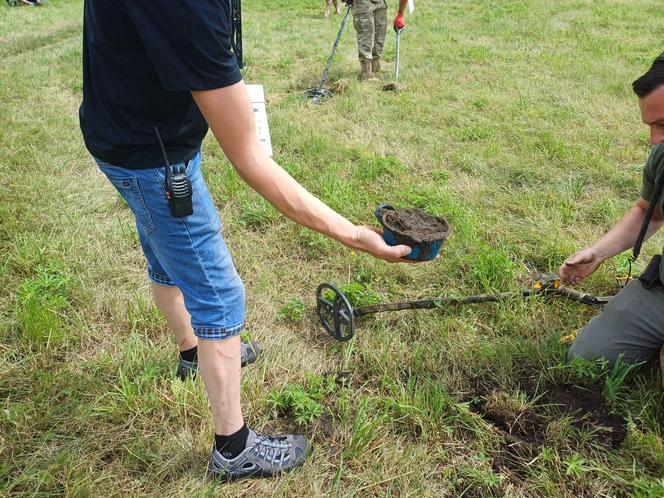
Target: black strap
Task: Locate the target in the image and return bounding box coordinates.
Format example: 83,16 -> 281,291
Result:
631,165 -> 664,265
638,255 -> 662,288
229,0 -> 243,69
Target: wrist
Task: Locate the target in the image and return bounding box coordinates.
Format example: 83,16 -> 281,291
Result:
324,216 -> 360,249
588,244 -> 608,262
339,224 -> 362,250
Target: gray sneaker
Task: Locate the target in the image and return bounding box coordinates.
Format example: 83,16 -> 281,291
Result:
177,340 -> 262,381
207,429 -> 310,481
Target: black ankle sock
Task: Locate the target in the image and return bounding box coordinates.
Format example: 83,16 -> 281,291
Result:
215,424 -> 249,459
179,346 -> 197,363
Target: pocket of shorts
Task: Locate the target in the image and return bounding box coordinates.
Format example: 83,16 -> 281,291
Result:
106,176 -> 156,235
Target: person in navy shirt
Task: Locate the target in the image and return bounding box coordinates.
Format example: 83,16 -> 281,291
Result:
80,0 -> 411,481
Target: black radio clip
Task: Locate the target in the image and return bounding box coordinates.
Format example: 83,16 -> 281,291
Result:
153,126 -> 193,218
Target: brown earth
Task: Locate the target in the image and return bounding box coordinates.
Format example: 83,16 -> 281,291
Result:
470,381 -> 626,474
382,207 -> 450,243
382,82 -> 406,92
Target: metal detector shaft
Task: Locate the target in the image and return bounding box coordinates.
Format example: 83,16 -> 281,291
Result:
394,28 -> 403,80
316,5 -> 352,94
353,287 -> 609,317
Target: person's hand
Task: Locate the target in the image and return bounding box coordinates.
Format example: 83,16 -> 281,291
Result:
394,13 -> 405,30
559,248 -> 602,285
351,225 -> 413,262
342,0 -> 354,6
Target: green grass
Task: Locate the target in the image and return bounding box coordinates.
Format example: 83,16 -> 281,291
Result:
2,0 -> 664,495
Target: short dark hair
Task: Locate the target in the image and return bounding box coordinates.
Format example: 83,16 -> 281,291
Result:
633,52 -> 664,97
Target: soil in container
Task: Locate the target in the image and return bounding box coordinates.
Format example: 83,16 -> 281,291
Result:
382,207 -> 450,244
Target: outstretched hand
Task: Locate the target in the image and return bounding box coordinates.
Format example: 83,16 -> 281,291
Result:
351,225 -> 413,262
559,248 -> 602,285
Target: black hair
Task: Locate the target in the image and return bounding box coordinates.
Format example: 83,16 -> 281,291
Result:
633,52 -> 664,98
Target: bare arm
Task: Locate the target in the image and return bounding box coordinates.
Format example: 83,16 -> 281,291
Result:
590,199 -> 663,259
192,81 -> 411,261
397,0 -> 408,16
559,198 -> 664,284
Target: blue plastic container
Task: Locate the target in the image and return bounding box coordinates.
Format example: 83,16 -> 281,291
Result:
375,204 -> 450,261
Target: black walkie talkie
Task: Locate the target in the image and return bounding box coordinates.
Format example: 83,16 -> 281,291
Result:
153,127 -> 193,218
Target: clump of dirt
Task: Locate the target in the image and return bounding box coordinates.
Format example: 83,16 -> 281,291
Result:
330,78 -> 351,93
381,207 -> 450,243
383,81 -> 406,92
470,381 -> 626,474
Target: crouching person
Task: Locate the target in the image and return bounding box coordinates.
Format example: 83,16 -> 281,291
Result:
560,53 -> 664,367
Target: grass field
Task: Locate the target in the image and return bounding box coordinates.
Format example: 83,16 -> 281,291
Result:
3,0 -> 664,496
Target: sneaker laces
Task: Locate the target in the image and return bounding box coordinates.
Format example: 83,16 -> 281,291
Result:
251,434 -> 291,466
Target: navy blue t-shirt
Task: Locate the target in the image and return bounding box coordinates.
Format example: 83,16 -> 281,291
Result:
79,0 -> 243,169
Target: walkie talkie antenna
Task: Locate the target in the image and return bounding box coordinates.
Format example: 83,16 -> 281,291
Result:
153,126 -> 171,181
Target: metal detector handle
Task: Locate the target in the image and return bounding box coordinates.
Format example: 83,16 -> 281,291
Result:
555,287 -> 611,306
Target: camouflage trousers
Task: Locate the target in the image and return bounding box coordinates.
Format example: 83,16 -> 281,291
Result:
352,0 -> 388,61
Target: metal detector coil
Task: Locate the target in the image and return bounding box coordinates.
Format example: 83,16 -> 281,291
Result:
316,283 -> 355,341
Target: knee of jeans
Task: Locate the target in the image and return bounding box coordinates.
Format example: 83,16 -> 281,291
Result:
188,274 -> 245,331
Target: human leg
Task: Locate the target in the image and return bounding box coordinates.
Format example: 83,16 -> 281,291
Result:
96,153 -> 307,479
352,0 -> 378,80
151,282 -> 198,351
567,279 -> 664,366
198,336 -> 244,435
371,0 -> 388,71
135,211 -> 259,378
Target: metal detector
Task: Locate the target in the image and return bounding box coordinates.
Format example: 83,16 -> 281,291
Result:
316,273 -> 612,341
305,4 -> 353,103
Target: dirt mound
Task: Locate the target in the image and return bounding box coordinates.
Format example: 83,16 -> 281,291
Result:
547,384 -> 627,449
383,81 -> 406,92
471,382 -> 626,473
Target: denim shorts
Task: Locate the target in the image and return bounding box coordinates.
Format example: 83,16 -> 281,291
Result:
95,151 -> 245,340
